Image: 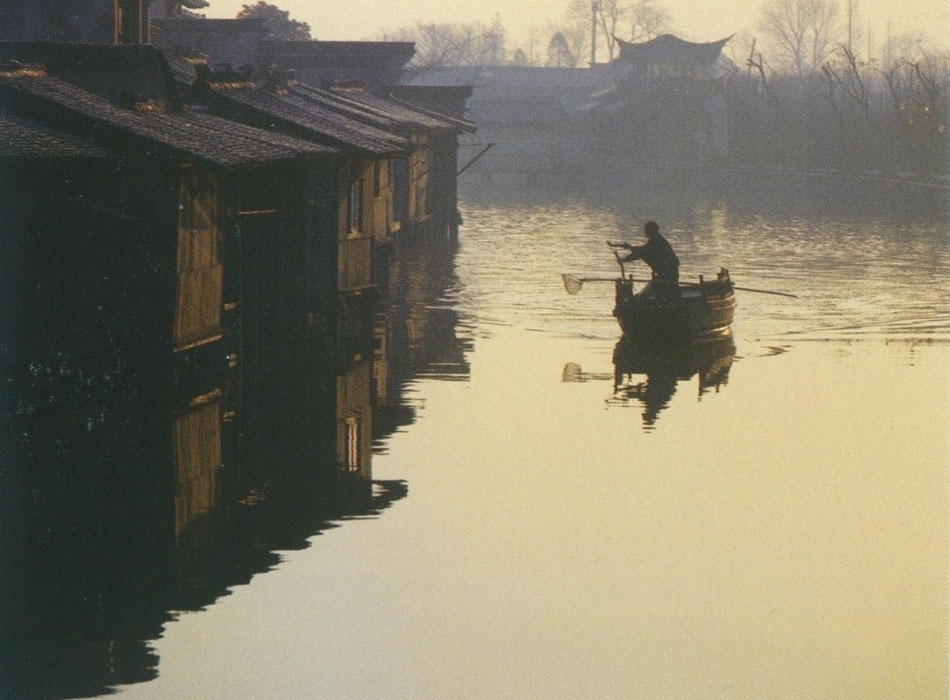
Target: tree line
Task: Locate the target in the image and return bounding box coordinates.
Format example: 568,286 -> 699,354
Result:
234,2 -> 948,175
373,0 -> 948,175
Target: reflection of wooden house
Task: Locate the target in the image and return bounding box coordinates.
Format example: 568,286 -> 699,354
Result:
336,352 -> 373,491
0,43 -> 339,495
172,393 -> 222,536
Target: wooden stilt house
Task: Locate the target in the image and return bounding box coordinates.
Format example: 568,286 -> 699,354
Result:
187,65 -> 412,345
0,43 -> 341,509
271,81 -> 475,240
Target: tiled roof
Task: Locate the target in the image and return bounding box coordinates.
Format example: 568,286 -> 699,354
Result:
386,93 -> 476,133
390,84 -> 475,122
212,85 -> 409,156
295,84 -> 457,133
288,84 -> 402,131
0,108 -> 110,159
337,89 -> 455,130
0,42 -> 184,112
286,84 -> 469,140
615,35 -> 731,67
0,69 -> 336,170
402,65 -> 617,114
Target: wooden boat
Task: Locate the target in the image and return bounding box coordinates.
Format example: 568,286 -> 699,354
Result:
613,268 -> 736,343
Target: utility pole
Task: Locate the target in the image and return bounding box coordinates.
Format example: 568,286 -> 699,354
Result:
591,1 -> 599,67
885,19 -> 892,69
846,0 -> 853,54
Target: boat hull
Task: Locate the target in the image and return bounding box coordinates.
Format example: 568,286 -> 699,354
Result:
613,270 -> 736,343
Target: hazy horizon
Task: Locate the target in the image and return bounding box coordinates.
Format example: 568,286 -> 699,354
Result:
202,0 -> 950,58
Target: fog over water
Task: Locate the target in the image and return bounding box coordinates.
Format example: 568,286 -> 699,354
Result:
102,182 -> 948,700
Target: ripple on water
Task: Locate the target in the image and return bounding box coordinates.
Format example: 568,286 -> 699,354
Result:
457,200 -> 949,346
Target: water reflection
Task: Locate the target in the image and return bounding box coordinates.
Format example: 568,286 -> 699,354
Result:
372,233 -> 473,443
4,182 -> 947,698
0,228 -> 466,699
608,335 -> 737,428
0,365 -> 410,699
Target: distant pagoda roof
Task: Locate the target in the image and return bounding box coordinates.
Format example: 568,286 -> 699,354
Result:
615,34 -> 731,67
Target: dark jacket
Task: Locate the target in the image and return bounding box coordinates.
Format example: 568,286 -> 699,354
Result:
622,234 -> 679,282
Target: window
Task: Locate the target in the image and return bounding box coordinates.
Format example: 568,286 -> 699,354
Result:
348,178 -> 363,233
373,160 -> 381,198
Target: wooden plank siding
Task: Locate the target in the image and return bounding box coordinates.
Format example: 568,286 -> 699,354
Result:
220,163 -> 340,475
174,167 -> 224,350
338,156 -> 393,293
338,235 -> 374,293
409,134 -> 430,225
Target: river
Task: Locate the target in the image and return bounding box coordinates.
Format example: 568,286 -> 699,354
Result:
7,182 -> 950,699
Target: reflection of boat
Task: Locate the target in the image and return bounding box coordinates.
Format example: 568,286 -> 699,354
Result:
613,268 -> 736,343
611,335 -> 736,427
613,334 -> 736,389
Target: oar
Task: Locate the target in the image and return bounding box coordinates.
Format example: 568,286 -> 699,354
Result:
561,273 -> 798,298
730,285 -> 798,298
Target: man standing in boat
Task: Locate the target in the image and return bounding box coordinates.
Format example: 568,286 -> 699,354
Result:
619,221 -> 680,300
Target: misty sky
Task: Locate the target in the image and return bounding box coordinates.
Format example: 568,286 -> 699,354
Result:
205,0 -> 949,56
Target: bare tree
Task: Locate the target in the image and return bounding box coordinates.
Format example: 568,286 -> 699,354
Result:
594,0 -> 631,61
590,0 -> 671,60
382,19 -> 509,67
821,43 -> 869,112
757,0 -> 840,75
628,1 -> 671,42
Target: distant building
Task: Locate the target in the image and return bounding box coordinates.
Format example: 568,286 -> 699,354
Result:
402,36 -> 734,185
403,65 -> 616,184
255,41 -> 416,95
600,34 -> 734,165
150,17 -> 269,72
0,0 -> 154,44
614,34 -> 733,79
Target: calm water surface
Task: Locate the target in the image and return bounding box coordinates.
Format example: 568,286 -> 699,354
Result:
42,189 -> 950,697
